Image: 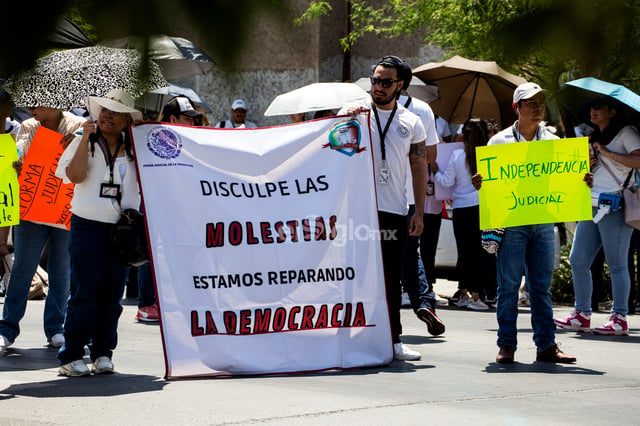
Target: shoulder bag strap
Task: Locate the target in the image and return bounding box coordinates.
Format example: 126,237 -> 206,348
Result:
599,157 -> 634,189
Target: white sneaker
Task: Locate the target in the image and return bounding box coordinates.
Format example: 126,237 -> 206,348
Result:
48,333 -> 65,348
467,299 -> 489,311
0,334 -> 13,353
59,359 -> 91,377
92,356 -> 115,374
434,293 -> 449,307
455,294 -> 471,308
393,343 -> 421,361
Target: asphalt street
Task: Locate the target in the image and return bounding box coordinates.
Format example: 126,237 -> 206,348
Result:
0,279 -> 639,425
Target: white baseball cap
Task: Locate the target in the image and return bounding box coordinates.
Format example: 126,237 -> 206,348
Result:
231,99 -> 247,110
513,82 -> 547,105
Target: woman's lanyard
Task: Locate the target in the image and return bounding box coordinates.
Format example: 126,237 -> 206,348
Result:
106,139 -> 123,185
372,103 -> 398,163
98,137 -> 123,202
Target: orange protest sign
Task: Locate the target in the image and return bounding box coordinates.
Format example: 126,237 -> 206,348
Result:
19,127 -> 74,229
0,134 -> 20,227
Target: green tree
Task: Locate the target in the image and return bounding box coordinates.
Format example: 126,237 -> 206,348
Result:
298,0 -> 640,91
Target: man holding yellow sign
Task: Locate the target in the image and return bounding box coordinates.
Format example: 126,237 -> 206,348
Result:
474,82 -> 586,365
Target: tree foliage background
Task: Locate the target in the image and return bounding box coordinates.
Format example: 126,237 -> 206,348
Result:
4,1 -> 640,96
299,0 -> 640,92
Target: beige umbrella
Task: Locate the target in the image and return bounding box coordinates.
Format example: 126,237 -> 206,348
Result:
412,55 -> 527,128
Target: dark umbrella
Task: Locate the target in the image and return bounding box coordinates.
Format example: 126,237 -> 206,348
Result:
556,77 -> 640,130
3,46 -> 168,110
412,55 -> 526,128
99,35 -> 215,80
49,16 -> 93,49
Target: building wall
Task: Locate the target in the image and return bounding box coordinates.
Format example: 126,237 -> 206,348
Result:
172,1 -> 443,127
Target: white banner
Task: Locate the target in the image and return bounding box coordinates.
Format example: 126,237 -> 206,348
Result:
132,115 -> 392,378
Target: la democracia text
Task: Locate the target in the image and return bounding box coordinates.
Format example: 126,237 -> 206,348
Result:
191,302 -> 368,336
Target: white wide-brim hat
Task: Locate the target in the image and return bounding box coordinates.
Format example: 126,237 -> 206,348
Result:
86,89 -> 143,121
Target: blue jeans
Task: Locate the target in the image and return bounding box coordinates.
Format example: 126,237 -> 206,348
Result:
137,262 -> 156,308
496,224 -> 556,351
0,221 -> 70,342
401,205 -> 436,311
58,215 -> 128,364
570,207 -> 633,316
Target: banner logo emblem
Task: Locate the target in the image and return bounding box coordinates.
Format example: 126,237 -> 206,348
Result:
147,127 -> 182,159
323,120 -> 365,157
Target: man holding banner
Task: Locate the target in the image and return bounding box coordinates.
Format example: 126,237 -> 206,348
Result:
343,55 -> 428,361
474,83 -> 577,364
0,106 -> 84,354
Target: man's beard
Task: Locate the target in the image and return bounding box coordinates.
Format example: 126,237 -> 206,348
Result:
372,88 -> 399,107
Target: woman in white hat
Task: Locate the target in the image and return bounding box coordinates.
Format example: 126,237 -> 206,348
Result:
54,89 -> 142,376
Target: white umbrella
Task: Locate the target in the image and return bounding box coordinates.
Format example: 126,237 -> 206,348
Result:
354,76 -> 439,103
136,83 -> 212,113
264,82 -> 369,116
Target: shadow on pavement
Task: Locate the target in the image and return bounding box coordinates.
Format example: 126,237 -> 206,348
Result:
484,362 -> 605,375
569,332 -> 640,344
400,334 -> 447,345
0,347 -> 60,371
199,362 -> 436,381
0,374 -> 167,399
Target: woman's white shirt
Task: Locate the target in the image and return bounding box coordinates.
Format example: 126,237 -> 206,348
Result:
592,125 -> 640,199
434,148 -> 478,209
55,135 -> 140,224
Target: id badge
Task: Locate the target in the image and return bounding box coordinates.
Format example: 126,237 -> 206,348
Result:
100,183 -> 121,199
378,168 -> 390,185
426,181 -> 435,196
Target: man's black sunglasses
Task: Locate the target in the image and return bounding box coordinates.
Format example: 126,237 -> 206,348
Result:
370,77 -> 401,89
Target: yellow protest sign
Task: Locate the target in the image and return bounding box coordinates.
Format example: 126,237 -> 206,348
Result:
476,137 -> 593,229
0,134 -> 20,227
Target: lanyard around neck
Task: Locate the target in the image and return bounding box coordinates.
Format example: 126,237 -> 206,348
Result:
105,138 -> 123,184
372,103 -> 398,162
512,121 -> 542,142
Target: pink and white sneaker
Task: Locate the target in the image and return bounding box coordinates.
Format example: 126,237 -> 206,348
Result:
135,304 -> 160,322
593,313 -> 629,336
554,310 -> 591,332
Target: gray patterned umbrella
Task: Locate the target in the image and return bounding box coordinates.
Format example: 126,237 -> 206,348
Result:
99,35 -> 215,80
3,46 -> 168,110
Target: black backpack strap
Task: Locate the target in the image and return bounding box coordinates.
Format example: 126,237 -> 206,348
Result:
403,95 -> 412,109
